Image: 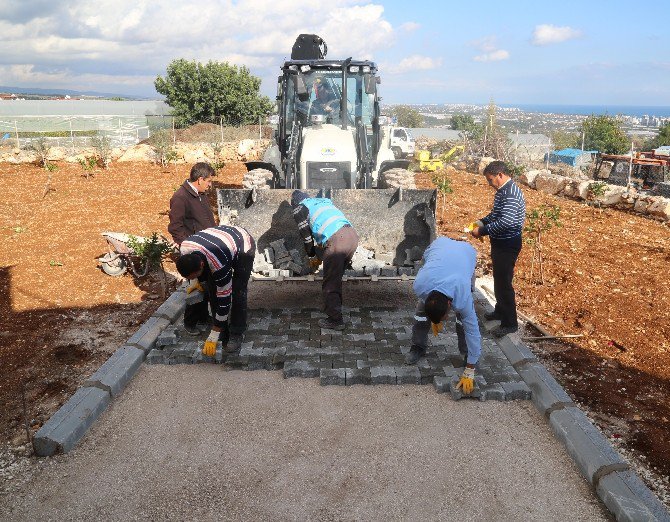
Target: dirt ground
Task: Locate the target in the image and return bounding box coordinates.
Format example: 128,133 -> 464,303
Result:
0,159 -> 668,506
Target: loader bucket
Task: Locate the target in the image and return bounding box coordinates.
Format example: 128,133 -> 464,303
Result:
217,188 -> 437,279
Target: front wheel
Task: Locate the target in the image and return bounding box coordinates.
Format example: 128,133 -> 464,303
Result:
392,146 -> 402,159
100,253 -> 127,276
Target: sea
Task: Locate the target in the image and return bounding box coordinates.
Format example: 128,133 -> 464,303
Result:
500,104 -> 670,118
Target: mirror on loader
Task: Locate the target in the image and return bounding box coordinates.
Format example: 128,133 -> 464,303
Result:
293,73 -> 309,102
364,73 -> 376,95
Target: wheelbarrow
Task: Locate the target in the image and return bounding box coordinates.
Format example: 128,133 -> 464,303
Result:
98,232 -> 176,277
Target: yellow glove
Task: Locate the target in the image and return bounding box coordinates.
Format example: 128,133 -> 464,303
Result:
464,221 -> 484,241
309,257 -> 322,269
431,321 -> 443,336
202,331 -> 218,357
456,366 -> 475,395
186,280 -> 204,294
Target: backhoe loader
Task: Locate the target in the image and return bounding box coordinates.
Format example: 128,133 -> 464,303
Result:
217,34 -> 436,280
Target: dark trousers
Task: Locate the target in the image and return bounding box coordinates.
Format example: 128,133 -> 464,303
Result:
491,239 -> 521,328
322,225 -> 359,323
411,299 -> 468,362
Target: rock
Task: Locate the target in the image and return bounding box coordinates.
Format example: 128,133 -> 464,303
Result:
117,144 -> 155,162
646,196 -> 670,221
535,172 -> 568,195
477,157 -> 496,174
600,185 -> 628,207
519,169 -> 547,189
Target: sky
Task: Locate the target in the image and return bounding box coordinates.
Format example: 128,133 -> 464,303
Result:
0,0 -> 668,106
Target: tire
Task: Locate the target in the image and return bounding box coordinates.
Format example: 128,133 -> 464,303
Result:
392,146 -> 402,160
379,167 -> 416,189
242,168 -> 275,189
100,253 -> 127,276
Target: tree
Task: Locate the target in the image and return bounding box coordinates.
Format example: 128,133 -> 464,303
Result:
390,105 -> 423,128
155,59 -> 273,126
450,114 -> 476,131
550,130 -> 579,150
581,115 -> 629,154
643,122 -> 670,150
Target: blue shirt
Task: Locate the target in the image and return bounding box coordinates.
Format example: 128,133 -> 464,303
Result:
413,237 -> 481,365
480,179 -> 526,240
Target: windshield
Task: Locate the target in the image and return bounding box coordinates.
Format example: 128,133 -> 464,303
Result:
285,68 -> 375,128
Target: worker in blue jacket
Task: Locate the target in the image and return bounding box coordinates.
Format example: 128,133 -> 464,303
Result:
406,236 -> 481,395
291,190 -> 359,330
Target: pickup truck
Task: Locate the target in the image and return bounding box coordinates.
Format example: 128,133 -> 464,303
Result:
390,127 -> 415,159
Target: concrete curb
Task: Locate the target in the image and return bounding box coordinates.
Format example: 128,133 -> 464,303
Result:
474,281 -> 669,521
33,289 -> 185,457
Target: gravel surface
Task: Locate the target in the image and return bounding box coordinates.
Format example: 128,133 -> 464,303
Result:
1,366 -> 608,521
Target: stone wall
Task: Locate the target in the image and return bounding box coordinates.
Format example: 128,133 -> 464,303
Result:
0,138 -> 271,165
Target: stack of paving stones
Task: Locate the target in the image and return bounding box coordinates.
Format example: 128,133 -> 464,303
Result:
145,306 -> 531,403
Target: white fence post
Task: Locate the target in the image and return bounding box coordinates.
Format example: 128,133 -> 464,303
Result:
259,115 -> 262,140
14,120 -> 19,149
220,117 -> 224,143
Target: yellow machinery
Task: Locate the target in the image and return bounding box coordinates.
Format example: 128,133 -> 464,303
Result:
417,145 -> 464,172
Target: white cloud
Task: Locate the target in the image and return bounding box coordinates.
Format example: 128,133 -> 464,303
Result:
473,50 -> 510,62
399,22 -> 420,32
532,24 -> 581,46
470,35 -> 509,63
0,0 -> 398,95
385,55 -> 442,74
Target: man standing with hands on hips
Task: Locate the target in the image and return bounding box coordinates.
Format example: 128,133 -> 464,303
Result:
469,160 -> 526,337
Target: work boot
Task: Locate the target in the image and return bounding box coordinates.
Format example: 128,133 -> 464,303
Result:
405,345 -> 426,365
484,310 -> 501,321
225,333 -> 244,353
318,318 -> 345,330
492,325 -> 518,338
183,324 -> 201,336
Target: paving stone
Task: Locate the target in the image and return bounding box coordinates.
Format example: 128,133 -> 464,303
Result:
145,349 -> 164,365
595,469 -> 670,522
480,383 -> 506,402
370,365 -> 397,385
152,291 -> 186,322
433,375 -> 450,393
396,366 -> 420,385
126,316 -> 171,354
34,387 -> 111,456
320,368 -> 346,385
283,360 -> 320,378
344,332 -> 375,342
156,328 -> 179,347
84,346 -> 144,397
345,368 -> 371,385
224,355 -> 249,368
501,381 -> 532,401
549,406 -> 628,486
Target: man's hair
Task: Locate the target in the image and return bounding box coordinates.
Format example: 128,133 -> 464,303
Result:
189,162 -> 215,182
176,253 -> 203,278
291,190 -> 309,207
483,160 -> 508,177
424,290 -> 452,324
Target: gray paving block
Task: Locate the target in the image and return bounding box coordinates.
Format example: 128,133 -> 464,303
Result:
549,406 -> 628,486
126,316 -> 171,354
84,346 -> 144,397
396,366 -> 420,385
283,360 -> 320,378
152,291 -> 186,322
501,381 -> 532,401
145,349 -> 164,365
345,368 -> 371,385
433,375 -> 450,393
34,387 -> 111,456
370,365 -> 396,385
320,368 -> 346,386
480,383 -> 506,401
185,290 -> 204,305
156,328 -> 179,347
596,469 -> 670,522
516,361 -> 573,414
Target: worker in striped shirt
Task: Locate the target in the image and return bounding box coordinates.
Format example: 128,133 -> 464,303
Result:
470,161 -> 526,337
291,190 -> 359,330
176,225 -> 256,355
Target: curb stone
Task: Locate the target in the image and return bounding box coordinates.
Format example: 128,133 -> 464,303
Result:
475,280 -> 670,521
84,346 -> 145,397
